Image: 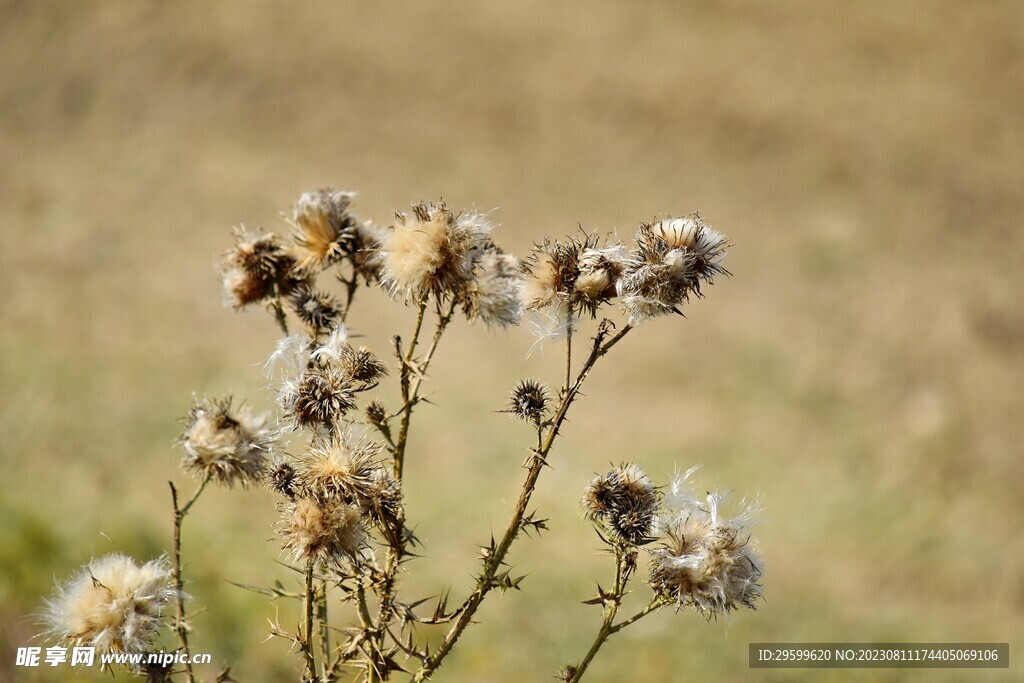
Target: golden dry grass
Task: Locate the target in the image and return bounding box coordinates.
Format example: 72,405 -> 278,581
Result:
1,1 -> 1022,681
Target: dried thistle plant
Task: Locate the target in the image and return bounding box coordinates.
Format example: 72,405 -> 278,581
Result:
37,188 -> 758,683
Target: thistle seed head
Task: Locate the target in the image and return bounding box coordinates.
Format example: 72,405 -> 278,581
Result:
617,225 -> 697,325
338,346 -> 388,384
279,369 -> 357,433
650,215 -> 729,284
574,243 -> 629,314
288,285 -> 342,336
221,227 -> 300,309
582,464 -> 659,545
351,221 -> 385,283
279,497 -> 366,565
380,201 -> 491,300
508,379 -> 549,426
462,244 -> 523,328
520,238 -> 584,311
362,466 -> 405,535
294,437 -> 382,504
618,219 -> 730,325
180,396 -> 274,487
365,400 -> 388,428
289,189 -> 358,272
266,458 -> 297,498
648,469 -> 763,616
42,554 -> 178,656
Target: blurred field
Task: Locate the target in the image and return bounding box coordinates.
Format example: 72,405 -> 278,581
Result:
1,1 -> 1022,681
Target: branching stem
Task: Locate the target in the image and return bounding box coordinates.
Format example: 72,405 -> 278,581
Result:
412,323 -> 633,681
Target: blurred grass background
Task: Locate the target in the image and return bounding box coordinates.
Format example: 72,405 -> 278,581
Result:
1,1 -> 1022,681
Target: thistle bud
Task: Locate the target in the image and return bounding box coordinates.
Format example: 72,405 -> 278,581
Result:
508,379 -> 549,426
365,400 -> 388,428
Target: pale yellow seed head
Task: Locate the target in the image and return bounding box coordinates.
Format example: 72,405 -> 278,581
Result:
43,554 -> 177,655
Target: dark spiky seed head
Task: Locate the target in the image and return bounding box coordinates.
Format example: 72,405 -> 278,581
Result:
340,346 -> 388,384
288,286 -> 342,335
508,380 -> 549,425
222,228 -> 300,309
582,464 -> 659,545
267,461 -> 297,498
284,371 -> 356,431
365,400 -> 388,427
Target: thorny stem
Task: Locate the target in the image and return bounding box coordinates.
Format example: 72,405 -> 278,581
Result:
373,296 -> 460,676
317,581 -> 330,682
169,474 -> 211,683
354,579 -> 379,683
565,322 -> 573,392
393,297 -> 429,480
303,560 -> 317,683
412,323 -> 633,681
394,296 -> 458,479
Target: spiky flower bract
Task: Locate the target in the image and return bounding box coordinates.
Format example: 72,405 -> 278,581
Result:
288,188 -> 359,272
380,201 -> 490,300
42,554 -> 178,656
648,468 -> 762,616
582,464 -> 659,545
221,227 -> 301,309
462,244 -> 523,328
508,379 -> 549,426
279,497 -> 366,565
180,396 -> 274,487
